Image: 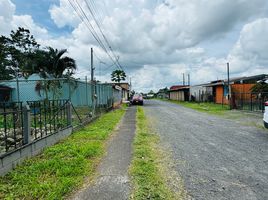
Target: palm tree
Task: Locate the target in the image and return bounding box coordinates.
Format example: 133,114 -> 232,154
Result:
33,47 -> 77,100
40,47 -> 76,78
111,70 -> 126,83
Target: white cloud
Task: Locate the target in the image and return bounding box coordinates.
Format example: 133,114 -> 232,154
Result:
49,0 -> 79,28
1,0 -> 268,92
0,0 -> 48,39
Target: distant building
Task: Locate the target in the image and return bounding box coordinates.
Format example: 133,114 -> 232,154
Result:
157,87 -> 169,99
190,84 -> 213,102
117,82 -> 130,101
205,74 -> 268,104
168,85 -> 190,101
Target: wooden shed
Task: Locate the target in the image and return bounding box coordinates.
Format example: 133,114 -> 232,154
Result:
168,85 -> 190,101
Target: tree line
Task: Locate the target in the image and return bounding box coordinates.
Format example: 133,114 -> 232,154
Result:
0,27 -> 76,80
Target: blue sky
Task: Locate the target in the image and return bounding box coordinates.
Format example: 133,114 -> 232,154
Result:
13,0 -> 72,36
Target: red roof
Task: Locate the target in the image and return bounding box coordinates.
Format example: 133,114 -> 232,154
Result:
170,85 -> 187,90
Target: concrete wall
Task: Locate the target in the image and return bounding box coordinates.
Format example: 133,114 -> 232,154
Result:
0,127 -> 72,176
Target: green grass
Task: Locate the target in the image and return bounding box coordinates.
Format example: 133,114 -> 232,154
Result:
0,107 -> 126,200
160,99 -> 229,115
129,106 -> 180,200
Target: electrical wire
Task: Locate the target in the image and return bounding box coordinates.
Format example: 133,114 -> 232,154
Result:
68,0 -> 124,71
83,0 -> 124,70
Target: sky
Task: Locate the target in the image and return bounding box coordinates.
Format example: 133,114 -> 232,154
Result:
0,0 -> 268,92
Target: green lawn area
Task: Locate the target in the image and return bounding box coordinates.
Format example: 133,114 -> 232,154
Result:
160,99 -> 229,115
129,106 -> 184,200
0,107 -> 126,200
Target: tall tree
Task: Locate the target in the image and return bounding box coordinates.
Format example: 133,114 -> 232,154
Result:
111,70 -> 126,83
0,27 -> 40,78
0,37 -> 13,80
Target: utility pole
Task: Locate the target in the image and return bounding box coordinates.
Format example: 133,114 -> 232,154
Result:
91,47 -> 95,115
188,74 -> 191,101
183,73 -> 185,86
129,76 -> 132,100
227,62 -> 231,109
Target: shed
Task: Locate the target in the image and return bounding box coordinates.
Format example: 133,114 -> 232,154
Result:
168,85 -> 190,101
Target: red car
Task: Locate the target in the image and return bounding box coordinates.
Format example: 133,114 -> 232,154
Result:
131,93 -> 143,105
264,101 -> 268,128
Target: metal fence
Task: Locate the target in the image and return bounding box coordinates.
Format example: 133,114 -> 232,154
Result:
0,75 -> 122,156
231,92 -> 268,112
0,76 -> 113,106
0,100 -> 71,155
27,100 -> 69,140
0,102 -> 24,154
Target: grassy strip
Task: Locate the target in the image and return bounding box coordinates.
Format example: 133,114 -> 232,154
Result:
159,99 -> 229,115
129,106 -> 177,200
0,107 -> 126,199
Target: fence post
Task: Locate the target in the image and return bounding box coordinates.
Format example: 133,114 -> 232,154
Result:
250,94 -> 253,111
23,105 -> 31,145
67,101 -> 72,126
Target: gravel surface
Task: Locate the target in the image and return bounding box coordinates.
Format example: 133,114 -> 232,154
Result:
143,100 -> 268,200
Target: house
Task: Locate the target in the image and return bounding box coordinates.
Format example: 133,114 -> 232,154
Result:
168,85 -> 190,101
117,82 -> 130,101
206,74 -> 268,105
190,84 -> 213,102
112,84 -> 122,107
157,87 -> 169,99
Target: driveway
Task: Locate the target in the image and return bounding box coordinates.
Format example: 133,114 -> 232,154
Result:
143,100 -> 268,200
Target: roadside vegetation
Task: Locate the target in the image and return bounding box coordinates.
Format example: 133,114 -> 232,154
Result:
0,107 -> 126,199
160,99 -> 229,115
130,107 -> 186,200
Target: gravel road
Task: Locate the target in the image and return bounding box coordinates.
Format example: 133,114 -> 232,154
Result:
143,100 -> 268,200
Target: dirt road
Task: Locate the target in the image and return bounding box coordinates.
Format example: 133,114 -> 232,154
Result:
143,100 -> 268,200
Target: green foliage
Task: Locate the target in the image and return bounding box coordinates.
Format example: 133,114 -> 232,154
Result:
0,27 -> 77,81
111,69 -> 126,83
0,107 -> 126,199
251,82 -> 268,93
0,27 -> 40,79
130,107 -> 175,200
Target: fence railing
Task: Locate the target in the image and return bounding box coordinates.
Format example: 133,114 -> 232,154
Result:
231,92 -> 268,112
0,102 -> 24,154
0,100 -> 72,156
0,76 -> 124,156
27,100 -> 69,141
0,77 -> 114,108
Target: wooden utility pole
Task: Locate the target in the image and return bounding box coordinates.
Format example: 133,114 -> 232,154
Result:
183,73 -> 185,86
91,48 -> 94,83
227,62 -> 231,109
188,74 -> 191,101
91,48 -> 95,115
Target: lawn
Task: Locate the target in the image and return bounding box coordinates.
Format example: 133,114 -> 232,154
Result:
161,99 -> 229,115
129,106 -> 184,200
0,106 -> 126,199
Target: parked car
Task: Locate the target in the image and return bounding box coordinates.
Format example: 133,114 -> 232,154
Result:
264,101 -> 268,128
131,93 -> 143,105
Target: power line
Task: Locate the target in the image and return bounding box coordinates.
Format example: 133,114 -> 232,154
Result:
83,0 -> 124,70
68,0 -> 124,71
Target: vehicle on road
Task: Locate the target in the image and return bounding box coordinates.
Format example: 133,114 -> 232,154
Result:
264,101 -> 268,128
131,93 -> 143,105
